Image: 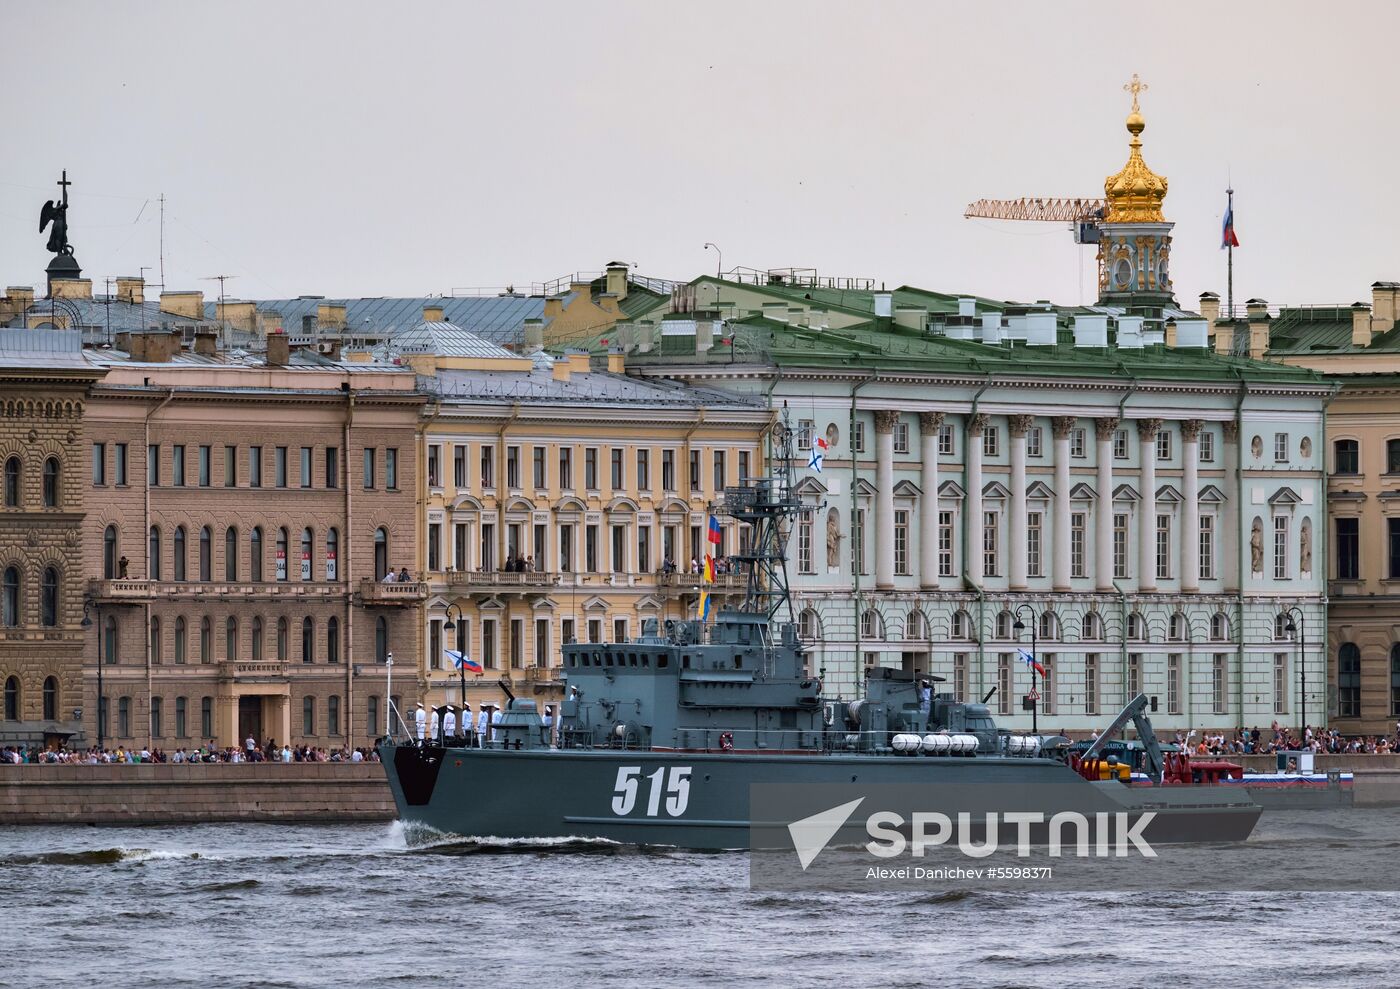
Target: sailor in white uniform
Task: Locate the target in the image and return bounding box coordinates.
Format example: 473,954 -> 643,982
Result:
443,705 -> 457,744
477,705 -> 491,746
429,705 -> 440,744
460,703 -> 473,745
414,702 -> 427,744
542,705 -> 554,746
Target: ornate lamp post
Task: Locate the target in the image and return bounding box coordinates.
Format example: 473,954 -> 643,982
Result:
441,602 -> 470,718
1284,606 -> 1306,739
81,598 -> 100,751
1012,604 -> 1039,734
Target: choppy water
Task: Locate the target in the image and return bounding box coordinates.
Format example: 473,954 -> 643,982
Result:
4,810 -> 1398,989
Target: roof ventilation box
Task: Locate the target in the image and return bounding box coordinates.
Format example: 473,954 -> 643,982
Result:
1025,311 -> 1057,346
1116,315 -> 1144,349
1072,314 -> 1109,348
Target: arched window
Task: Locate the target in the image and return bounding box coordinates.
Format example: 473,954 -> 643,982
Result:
995,610 -> 1013,640
1082,612 -> 1101,641
1,566 -> 17,626
173,526 -> 186,581
199,616 -> 211,664
250,526 -> 264,582
951,609 -> 971,640
225,527 -> 238,581
301,527 -> 313,582
374,527 -> 389,579
3,675 -> 17,720
42,457 -> 59,508
3,456 -> 19,508
277,617 -> 288,661
375,616 -> 388,663
225,617 -> 238,662
276,527 -> 289,581
40,567 -> 58,627
251,616 -> 264,663
148,526 -> 162,580
1169,613 -> 1187,641
1275,613 -> 1292,641
326,616 -> 340,664
906,611 -> 926,640
1038,611 -> 1059,641
328,695 -> 340,736
325,528 -> 339,581
798,608 -> 820,643
150,616 -> 162,664
42,675 -> 57,721
860,609 -> 882,640
301,616 -> 314,664
1127,612 -> 1146,641
103,524 -> 119,579
1334,438 -> 1359,475
198,526 -> 212,582
150,695 -> 162,738
1338,643 -> 1361,717
103,615 -> 119,662
1210,612 -> 1229,642
174,616 -> 186,664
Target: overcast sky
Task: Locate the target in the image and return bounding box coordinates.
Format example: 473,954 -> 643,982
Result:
3,1 -> 1395,310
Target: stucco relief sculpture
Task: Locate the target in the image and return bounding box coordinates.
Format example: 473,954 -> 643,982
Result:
826,507 -> 841,569
1250,517 -> 1264,573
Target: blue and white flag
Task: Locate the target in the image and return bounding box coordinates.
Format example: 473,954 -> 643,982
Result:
808,435 -> 828,473
446,649 -> 482,674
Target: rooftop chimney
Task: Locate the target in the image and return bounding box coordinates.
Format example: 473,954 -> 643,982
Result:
1213,322 -> 1236,356
636,319 -> 655,354
567,351 -> 590,375
605,262 -> 629,301
1372,281 -> 1399,335
193,330 -> 218,356
50,278 -> 93,300
552,356 -> 572,382
1072,314 -> 1109,348
160,290 -> 204,320
873,292 -> 893,318
607,348 -> 626,373
1174,318 -> 1208,349
423,304 -> 445,323
317,302 -> 347,329
1116,315 -> 1144,349
957,297 -> 976,318
975,312 -> 1000,344
1198,291 -> 1220,325
116,276 -> 145,305
696,316 -> 714,354
523,318 -> 544,354
1352,302 -> 1374,348
894,306 -> 926,331
267,331 -> 290,366
1024,311 -> 1057,346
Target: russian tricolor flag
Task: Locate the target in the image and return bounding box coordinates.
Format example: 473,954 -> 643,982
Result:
446,650 -> 482,674
1018,648 -> 1046,677
1221,202 -> 1239,249
707,514 -> 723,545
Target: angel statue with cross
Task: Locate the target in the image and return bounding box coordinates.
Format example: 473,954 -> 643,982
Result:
40,170 -> 74,256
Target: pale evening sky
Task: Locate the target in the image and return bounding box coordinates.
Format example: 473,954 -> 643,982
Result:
1,0 -> 1395,310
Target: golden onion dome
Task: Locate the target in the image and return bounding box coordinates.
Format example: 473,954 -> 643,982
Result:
1104,78 -> 1167,223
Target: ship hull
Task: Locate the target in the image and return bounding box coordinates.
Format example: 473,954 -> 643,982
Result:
379,743 -> 1261,850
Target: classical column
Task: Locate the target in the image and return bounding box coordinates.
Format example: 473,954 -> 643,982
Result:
1137,418 -> 1164,592
1223,421 -> 1240,591
1180,419 -> 1205,593
1095,418 -> 1118,592
919,412 -> 944,590
1008,415 -> 1033,590
1052,416 -> 1076,591
874,410 -> 899,589
966,414 -> 987,583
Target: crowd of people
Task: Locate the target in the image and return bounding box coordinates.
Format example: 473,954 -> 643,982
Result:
1174,721 -> 1400,756
1,739 -> 380,765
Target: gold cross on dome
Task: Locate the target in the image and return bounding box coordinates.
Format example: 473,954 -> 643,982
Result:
1123,73 -> 1148,112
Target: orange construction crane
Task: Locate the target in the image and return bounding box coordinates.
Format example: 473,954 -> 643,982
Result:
964,197 -> 1107,243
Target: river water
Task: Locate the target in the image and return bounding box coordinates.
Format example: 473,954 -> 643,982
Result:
4,810 -> 1397,989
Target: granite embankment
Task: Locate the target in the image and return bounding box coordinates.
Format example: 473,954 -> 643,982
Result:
0,763 -> 395,825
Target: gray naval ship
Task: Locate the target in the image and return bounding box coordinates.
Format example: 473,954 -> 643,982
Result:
380,417 -> 1260,851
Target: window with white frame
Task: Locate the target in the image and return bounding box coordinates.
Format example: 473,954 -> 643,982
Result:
894,510 -> 910,575
860,609 -> 881,639
1038,611 -> 1059,640
983,511 -> 999,577
906,611 -> 925,639
938,423 -> 954,456
1127,612 -> 1145,640
1210,612 -> 1229,641
983,427 -> 999,457
1200,430 -> 1215,463
1273,515 -> 1289,579
1199,514 -> 1215,580
997,654 -> 1012,715
1156,429 -> 1171,461
1114,429 -> 1129,460
1070,428 -> 1086,458
1027,427 -> 1043,458
1082,612 -> 1100,640
1156,513 -> 1172,579
1070,512 -> 1086,578
951,610 -> 970,639
995,610 -> 1013,639
1167,654 -> 1182,714
938,510 -> 954,577
1040,654 -> 1055,714
853,421 -> 866,454
954,653 -> 968,702
1085,654 -> 1099,714
1128,653 -> 1142,697
1027,511 -> 1043,577
893,421 -> 909,454
1113,512 -> 1129,578
1274,432 -> 1289,463
797,515 -> 814,574
798,419 -> 814,448
1273,653 -> 1288,713
852,509 -> 867,576
1212,654 -> 1227,713
1169,613 -> 1185,641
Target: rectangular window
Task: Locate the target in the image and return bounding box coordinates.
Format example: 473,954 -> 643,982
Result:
1085,655 -> 1098,715
479,523 -> 495,572
1128,653 -> 1142,699
1200,515 -> 1216,580
1213,654 -> 1227,714
1200,431 -> 1215,463
688,450 -> 700,492
1113,512 -> 1128,578
953,653 -> 968,703
1027,427 -> 1042,458
938,424 -> 954,457
894,510 -> 910,576
148,444 -> 160,486
559,448 -> 572,490
225,445 -> 236,487
713,450 -> 726,493
586,448 -> 599,490
247,447 -> 261,488
997,654 -> 1012,716
482,619 -> 497,669
797,419 -> 814,448
1168,654 -> 1182,714
612,618 -> 627,644
196,444 -> 210,487
427,445 -> 441,487
1070,428 -> 1086,459
1156,513 -> 1171,579
428,522 -> 441,572
1273,515 -> 1289,580
300,447 -> 312,488
1026,511 -> 1043,577
173,444 -> 185,486
661,450 -> 675,491
534,446 -> 547,489
1113,429 -> 1128,460
983,427 -> 998,458
510,619 -> 524,670
585,524 -> 599,573
1274,432 -> 1289,463
1040,654 -> 1055,715
92,442 -> 106,485
362,448 -> 375,489
429,621 -> 442,672
507,446 -> 520,489
558,523 -> 573,573
385,448 -> 398,489
453,445 -> 467,488
325,446 -> 338,489
587,619 -> 602,645
637,524 -> 651,573
1336,518 -> 1359,580
738,451 -> 749,482
561,618 -> 576,645
636,449 -> 649,490
275,446 -> 287,488
798,516 -> 814,574
611,448 -> 624,490
893,421 -> 909,454
1070,512 -> 1086,578
1156,430 -> 1171,461
534,618 -> 550,668
1390,519 -> 1400,581
852,509 -> 866,576
611,525 -> 626,574
938,511 -> 954,577
982,511 -> 999,577
115,443 -> 128,486
1273,653 -> 1288,714
853,421 -> 866,454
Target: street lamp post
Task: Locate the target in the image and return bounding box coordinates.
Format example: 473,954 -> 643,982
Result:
703,242 -> 722,278
1012,604 -> 1039,735
442,602 -> 468,723
82,600 -> 99,750
1285,606 -> 1306,740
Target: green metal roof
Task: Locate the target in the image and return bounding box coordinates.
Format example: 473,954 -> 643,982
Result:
1265,306 -> 1400,356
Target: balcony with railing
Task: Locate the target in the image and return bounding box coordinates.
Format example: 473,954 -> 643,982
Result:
443,571 -> 558,595
655,572 -> 747,595
88,578 -> 352,603
357,578 -> 430,605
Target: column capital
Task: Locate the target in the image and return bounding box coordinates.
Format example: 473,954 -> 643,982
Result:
968,413 -> 990,437
1094,417 -> 1120,440
873,410 -> 900,434
1008,414 -> 1035,438
1136,417 -> 1164,440
1223,421 -> 1240,442
1051,415 -> 1078,438
1180,418 -> 1206,441
919,411 -> 946,432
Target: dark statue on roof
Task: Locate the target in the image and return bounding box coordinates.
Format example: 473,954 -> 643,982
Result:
40,170 -> 74,256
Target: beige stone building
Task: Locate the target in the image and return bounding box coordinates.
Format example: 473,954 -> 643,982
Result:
81,330 -> 424,751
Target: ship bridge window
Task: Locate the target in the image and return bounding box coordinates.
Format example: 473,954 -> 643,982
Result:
592,652 -> 603,667
682,654 -> 691,669
656,654 -> 667,669
734,655 -> 743,670
629,653 -> 639,667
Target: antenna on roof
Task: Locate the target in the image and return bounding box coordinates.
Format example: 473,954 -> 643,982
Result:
201,274 -> 239,311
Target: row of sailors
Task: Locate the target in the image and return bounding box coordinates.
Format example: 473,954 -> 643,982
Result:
412,701 -> 555,746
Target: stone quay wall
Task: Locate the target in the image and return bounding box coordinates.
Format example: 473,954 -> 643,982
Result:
0,763 -> 395,825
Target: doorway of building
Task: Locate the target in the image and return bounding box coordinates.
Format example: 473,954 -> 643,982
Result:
238,696 -> 263,746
